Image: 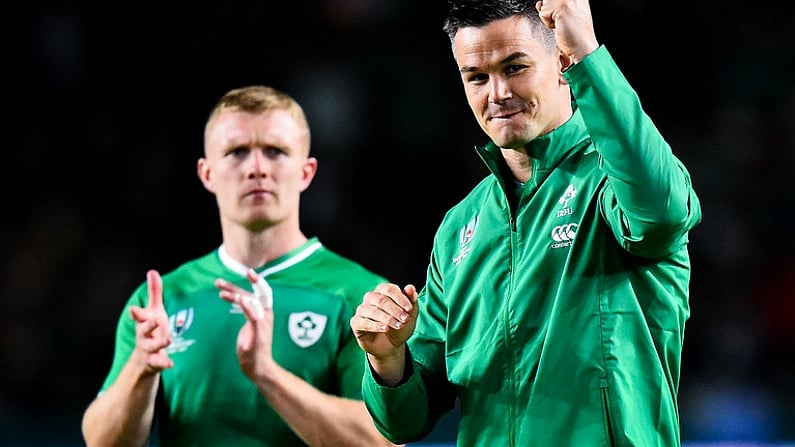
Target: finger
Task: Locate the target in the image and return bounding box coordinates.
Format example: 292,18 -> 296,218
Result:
149,356 -> 174,370
129,305 -> 147,323
215,283 -> 257,318
132,316 -> 171,350
372,283 -> 413,313
130,306 -> 168,329
132,314 -> 158,334
350,313 -> 389,333
360,294 -> 409,330
146,270 -> 164,311
247,269 -> 273,309
536,0 -> 556,29
238,291 -> 266,319
215,278 -> 243,294
215,279 -> 248,301
139,332 -> 172,353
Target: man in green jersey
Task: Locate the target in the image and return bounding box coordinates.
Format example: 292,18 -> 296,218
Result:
350,1 -> 702,446
82,86 -> 401,447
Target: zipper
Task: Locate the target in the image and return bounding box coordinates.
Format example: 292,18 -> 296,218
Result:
601,385 -> 617,446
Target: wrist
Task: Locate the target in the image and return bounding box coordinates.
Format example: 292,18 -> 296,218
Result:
570,42 -> 600,65
367,349 -> 407,387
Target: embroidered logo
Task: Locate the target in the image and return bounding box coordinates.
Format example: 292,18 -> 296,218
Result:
453,215 -> 479,266
556,184 -> 577,217
550,223 -> 578,249
288,311 -> 328,348
167,308 -> 197,353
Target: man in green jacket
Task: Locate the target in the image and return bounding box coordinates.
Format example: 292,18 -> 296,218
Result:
350,0 -> 702,446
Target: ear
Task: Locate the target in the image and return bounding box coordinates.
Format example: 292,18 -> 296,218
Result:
299,157 -> 318,193
197,157 -> 215,193
558,50 -> 574,81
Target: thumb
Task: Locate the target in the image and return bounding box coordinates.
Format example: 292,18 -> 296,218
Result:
403,284 -> 420,315
535,0 -> 555,29
247,268 -> 273,310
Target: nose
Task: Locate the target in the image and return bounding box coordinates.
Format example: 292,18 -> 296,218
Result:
248,149 -> 269,178
488,76 -> 512,104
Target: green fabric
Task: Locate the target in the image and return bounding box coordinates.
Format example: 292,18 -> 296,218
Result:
363,46 -> 702,447
101,237 -> 386,447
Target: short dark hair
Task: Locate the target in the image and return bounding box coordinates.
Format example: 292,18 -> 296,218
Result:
443,0 -> 554,50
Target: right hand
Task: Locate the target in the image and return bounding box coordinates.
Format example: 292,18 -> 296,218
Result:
350,283 -> 419,360
128,270 -> 173,373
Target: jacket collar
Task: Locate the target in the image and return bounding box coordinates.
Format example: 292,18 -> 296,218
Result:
475,108 -> 590,181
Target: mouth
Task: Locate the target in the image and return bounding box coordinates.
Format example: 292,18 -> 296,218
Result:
488,110 -> 521,121
244,188 -> 272,199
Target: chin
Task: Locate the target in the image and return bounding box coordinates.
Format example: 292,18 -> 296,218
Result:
488,127 -> 529,149
491,136 -> 528,150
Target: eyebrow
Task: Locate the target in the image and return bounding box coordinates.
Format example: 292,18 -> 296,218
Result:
460,51 -> 529,74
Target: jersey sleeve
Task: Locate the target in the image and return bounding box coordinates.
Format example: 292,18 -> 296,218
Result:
336,322 -> 369,399
98,282 -> 148,393
565,46 -> 702,258
335,267 -> 389,399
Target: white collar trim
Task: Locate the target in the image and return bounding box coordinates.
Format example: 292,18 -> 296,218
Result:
218,240 -> 323,278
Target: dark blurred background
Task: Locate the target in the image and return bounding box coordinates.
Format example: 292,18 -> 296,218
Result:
2,0 -> 794,445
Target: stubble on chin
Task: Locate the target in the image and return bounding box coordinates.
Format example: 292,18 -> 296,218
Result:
488,124 -> 533,150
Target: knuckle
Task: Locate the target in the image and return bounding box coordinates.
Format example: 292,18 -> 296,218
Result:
376,294 -> 393,308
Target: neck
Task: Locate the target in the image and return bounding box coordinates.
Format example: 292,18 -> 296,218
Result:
501,148 -> 533,184
220,220 -> 308,269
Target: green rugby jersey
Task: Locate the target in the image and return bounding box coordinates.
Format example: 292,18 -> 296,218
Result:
363,46 -> 702,447
100,237 -> 386,446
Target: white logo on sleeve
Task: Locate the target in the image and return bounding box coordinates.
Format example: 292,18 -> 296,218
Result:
453,215 -> 479,266
288,311 -> 328,348
167,308 -> 197,353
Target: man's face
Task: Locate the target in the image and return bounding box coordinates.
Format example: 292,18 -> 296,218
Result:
198,108 -> 316,232
453,16 -> 570,149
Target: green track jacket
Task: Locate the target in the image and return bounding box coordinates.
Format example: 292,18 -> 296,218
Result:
363,46 -> 702,447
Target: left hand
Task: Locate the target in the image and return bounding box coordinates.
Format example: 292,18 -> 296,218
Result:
536,0 -> 599,63
216,268 -> 277,381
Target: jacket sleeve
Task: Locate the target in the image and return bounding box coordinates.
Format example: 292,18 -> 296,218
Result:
362,248 -> 457,444
565,46 -> 702,258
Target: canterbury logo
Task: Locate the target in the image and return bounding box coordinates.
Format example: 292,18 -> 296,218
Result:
551,223 -> 578,242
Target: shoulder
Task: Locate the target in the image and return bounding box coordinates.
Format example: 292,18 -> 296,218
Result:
311,245 -> 387,284
286,243 -> 387,309
145,251 -> 220,298
437,176 -> 498,235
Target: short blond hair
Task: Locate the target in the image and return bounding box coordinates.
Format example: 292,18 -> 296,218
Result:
204,85 -> 311,150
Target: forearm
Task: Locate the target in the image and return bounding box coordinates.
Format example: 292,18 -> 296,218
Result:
82,357 -> 159,447
366,348 -> 407,387
568,46 -> 692,225
253,363 -> 399,447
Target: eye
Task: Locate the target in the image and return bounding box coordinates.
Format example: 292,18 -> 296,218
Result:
227,147 -> 249,158
465,72 -> 488,85
263,147 -> 286,158
505,64 -> 527,75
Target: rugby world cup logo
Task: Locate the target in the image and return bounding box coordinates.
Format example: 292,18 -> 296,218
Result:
453,215 -> 479,265
169,308 -> 194,337
167,308 -> 197,354
459,215 -> 479,247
